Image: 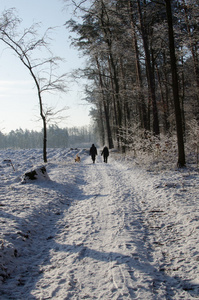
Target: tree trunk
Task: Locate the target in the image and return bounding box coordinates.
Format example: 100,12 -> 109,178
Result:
137,0 -> 160,135
99,101 -> 105,146
156,64 -> 170,133
165,0 -> 186,167
95,56 -> 114,149
103,102 -> 114,149
128,0 -> 148,131
99,1 -> 122,148
42,116 -> 47,163
36,81 -> 47,163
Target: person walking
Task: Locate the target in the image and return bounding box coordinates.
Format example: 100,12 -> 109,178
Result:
90,144 -> 97,163
101,146 -> 109,163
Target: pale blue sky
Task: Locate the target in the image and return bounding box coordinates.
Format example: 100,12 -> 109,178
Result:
0,0 -> 91,133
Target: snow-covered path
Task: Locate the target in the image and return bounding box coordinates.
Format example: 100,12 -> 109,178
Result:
0,149 -> 199,299
47,161 -> 151,299
32,156 -> 153,299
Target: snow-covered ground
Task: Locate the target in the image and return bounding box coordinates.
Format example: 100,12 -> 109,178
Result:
0,148 -> 198,299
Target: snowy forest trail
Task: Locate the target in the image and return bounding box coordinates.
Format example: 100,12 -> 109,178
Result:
0,149 -> 199,299
38,154 -> 159,300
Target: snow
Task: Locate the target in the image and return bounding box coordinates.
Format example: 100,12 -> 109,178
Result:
0,148 -> 199,299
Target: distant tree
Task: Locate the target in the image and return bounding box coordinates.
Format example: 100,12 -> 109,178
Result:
47,125 -> 69,148
0,9 -> 67,162
0,125 -> 96,149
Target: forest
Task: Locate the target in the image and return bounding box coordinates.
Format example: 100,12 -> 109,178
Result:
0,125 -> 96,149
65,0 -> 199,167
0,0 -> 199,166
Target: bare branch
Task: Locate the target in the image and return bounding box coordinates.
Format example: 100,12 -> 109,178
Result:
0,9 -> 68,162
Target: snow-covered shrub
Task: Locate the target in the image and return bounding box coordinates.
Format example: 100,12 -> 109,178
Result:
118,125 -> 178,170
186,119 -> 199,166
22,166 -> 50,183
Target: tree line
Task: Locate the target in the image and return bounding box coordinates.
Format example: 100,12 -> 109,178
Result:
0,125 -> 96,149
65,0 -> 199,167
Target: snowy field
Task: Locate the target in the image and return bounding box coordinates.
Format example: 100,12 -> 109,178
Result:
0,148 -> 199,299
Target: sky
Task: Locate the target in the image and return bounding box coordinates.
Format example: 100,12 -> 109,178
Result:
0,0 -> 92,133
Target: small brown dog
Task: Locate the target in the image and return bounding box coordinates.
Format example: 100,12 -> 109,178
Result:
75,154 -> 81,162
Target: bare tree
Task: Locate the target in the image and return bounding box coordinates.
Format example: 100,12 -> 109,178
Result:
0,9 -> 68,162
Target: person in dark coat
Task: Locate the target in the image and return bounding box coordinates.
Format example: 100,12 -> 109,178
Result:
90,144 -> 97,163
101,146 -> 109,163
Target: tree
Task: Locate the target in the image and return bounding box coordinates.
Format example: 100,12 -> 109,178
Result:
0,9 -> 67,162
136,0 -> 160,136
165,0 -> 186,167
65,0 -> 197,167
